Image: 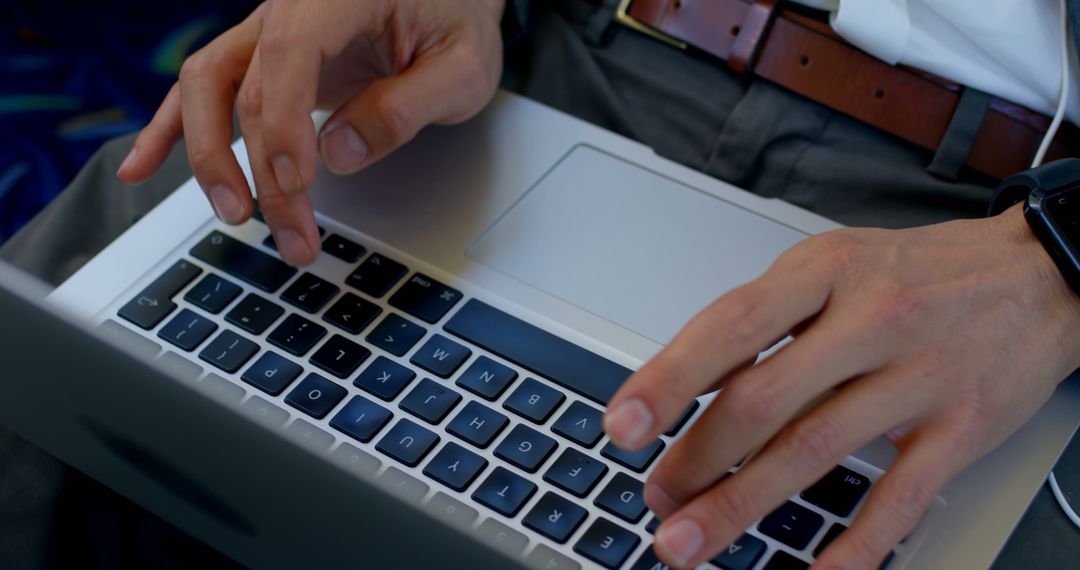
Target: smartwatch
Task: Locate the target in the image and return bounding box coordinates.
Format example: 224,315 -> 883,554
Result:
988,158 -> 1080,294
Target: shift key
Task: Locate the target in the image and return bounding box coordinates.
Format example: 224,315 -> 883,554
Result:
191,231 -> 297,293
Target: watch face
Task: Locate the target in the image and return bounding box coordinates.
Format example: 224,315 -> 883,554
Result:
1045,190 -> 1080,250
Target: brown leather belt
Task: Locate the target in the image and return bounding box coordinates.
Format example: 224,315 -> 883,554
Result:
615,0 -> 1080,180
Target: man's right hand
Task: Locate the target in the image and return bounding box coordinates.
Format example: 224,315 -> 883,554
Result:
117,0 -> 505,266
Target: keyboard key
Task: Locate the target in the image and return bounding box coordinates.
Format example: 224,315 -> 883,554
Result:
376,418 -> 440,467
425,492 -> 479,527
367,313 -> 425,356
263,226 -> 325,251
545,448 -> 608,497
595,473 -> 647,523
456,356 -> 517,400
527,544 -> 582,570
118,259 -> 202,329
239,396 -> 290,428
191,231 -> 296,292
552,401 -> 605,448
285,373 -> 348,419
241,351 -> 303,395
400,378 -> 461,424
330,395 -> 392,443
645,517 -> 660,534
198,373 -> 245,403
445,299 -> 632,405
353,356 -> 416,401
601,439 -> 665,473
664,400 -> 700,437
494,424 -> 557,473
631,546 -> 670,570
574,517 -> 640,569
331,442 -> 382,477
762,551 -> 808,570
711,534 -> 766,570
503,377 -> 564,423
157,351 -> 203,381
378,466 -> 430,503
758,501 -> 824,551
198,330 -> 259,373
284,419 -> 335,451
225,293 -> 284,335
389,273 -> 462,323
347,253 -> 407,297
98,319 -> 161,360
410,334 -> 471,378
447,401 -> 509,448
800,465 -> 870,517
157,309 -> 217,351
472,466 -> 536,517
281,272 -> 339,313
322,234 -> 365,263
423,442 -> 488,491
523,491 -> 588,543
322,292 -> 381,334
267,314 -> 327,356
310,334 -> 370,378
475,519 -> 529,557
184,274 -> 242,314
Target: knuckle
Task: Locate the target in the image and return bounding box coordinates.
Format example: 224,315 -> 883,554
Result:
186,145 -> 216,173
724,375 -> 782,426
707,286 -> 772,348
236,83 -> 262,119
258,28 -> 301,59
784,415 -> 844,468
369,94 -> 417,145
877,471 -> 934,526
702,482 -> 757,532
866,286 -> 926,331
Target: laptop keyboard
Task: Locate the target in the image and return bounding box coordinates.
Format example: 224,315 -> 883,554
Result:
102,217 -> 932,570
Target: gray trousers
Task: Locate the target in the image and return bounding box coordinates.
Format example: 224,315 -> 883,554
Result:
1,1 -> 1076,567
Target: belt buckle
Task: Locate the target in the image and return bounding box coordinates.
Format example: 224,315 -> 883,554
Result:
613,0 -> 689,50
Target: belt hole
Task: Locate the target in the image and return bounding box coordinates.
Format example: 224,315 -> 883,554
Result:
674,0 -> 682,10
730,25 -> 741,36
799,55 -> 811,67
873,88 -> 886,99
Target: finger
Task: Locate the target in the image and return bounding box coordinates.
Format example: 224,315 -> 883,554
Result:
237,49 -> 321,266
117,83 -> 183,184
178,11 -> 265,224
604,247 -> 835,451
652,363 -> 937,568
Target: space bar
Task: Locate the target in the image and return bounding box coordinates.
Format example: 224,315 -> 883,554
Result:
444,299 -> 633,406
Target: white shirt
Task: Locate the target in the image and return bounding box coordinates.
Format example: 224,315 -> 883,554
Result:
795,0 -> 1079,123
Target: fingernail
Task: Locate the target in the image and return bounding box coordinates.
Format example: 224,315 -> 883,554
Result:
273,229 -> 312,266
645,483 -> 680,519
117,146 -> 137,175
656,519 -> 704,567
604,399 -> 653,448
207,185 -> 245,224
272,154 -> 303,195
320,123 -> 368,174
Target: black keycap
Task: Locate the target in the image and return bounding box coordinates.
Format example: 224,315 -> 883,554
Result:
322,293 -> 381,334
157,351 -> 203,382
631,546 -> 671,570
367,313 -> 425,356
813,523 -> 846,557
645,517 -> 660,534
544,448 -> 608,497
281,272 -> 339,313
456,356 -> 517,400
389,273 -> 462,323
472,466 -> 536,517
263,226 -> 325,251
267,314 -> 327,356
800,465 -> 871,517
310,334 -> 370,378
98,319 -> 162,359
400,378 -> 461,424
322,234 -> 365,263
422,441 -> 488,491
762,551 -> 809,570
574,517 -> 640,569
376,418 -> 440,467
118,259 -> 202,329
225,293 -> 284,335
330,395 -> 392,443
410,334 -> 471,378
552,401 -> 605,448
157,309 -> 217,351
191,231 -> 296,292
354,356 -> 416,401
495,424 -> 557,473
758,501 -> 824,551
504,377 -> 564,423
711,534 -> 767,570
601,439 -> 665,473
241,351 -> 303,395
445,299 -> 632,405
198,330 -> 259,373
184,274 -> 242,314
595,473 -> 647,523
285,373 -> 348,419
447,401 -> 509,448
346,253 -> 407,297
664,400 -> 700,437
523,492 -> 588,544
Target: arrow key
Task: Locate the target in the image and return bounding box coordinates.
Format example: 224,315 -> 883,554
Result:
523,491 -> 588,544
711,533 -> 766,570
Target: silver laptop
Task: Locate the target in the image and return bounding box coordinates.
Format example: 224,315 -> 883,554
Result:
2,91 -> 1077,570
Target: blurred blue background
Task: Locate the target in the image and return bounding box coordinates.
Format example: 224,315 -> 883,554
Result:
0,0 -> 260,245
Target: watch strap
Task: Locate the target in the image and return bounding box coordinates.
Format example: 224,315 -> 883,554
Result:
988,158 -> 1080,217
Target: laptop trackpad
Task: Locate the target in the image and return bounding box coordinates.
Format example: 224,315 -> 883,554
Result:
467,145 -> 808,345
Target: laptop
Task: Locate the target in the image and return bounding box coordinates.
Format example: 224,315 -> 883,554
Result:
1,91 -> 1078,569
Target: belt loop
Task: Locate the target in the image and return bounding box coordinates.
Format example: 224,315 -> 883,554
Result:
926,87 -> 992,181
729,0 -> 781,74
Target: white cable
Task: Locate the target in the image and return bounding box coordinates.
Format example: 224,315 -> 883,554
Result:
1049,471 -> 1080,528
